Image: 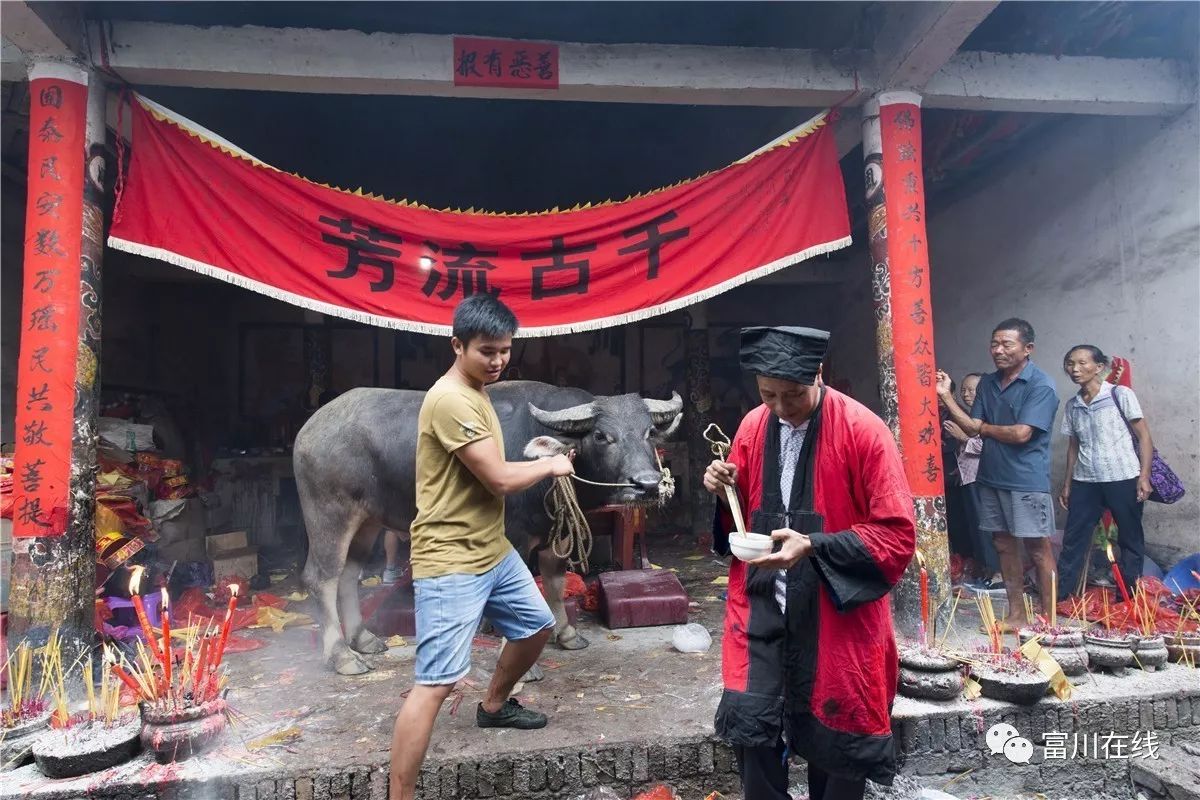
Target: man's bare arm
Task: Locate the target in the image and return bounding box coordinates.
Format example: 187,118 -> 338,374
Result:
455,437 -> 573,497
936,370 -> 1033,443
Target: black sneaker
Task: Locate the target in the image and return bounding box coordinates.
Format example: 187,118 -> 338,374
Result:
476,698 -> 547,730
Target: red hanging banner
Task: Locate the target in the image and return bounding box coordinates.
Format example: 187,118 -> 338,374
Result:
13,65 -> 88,538
879,92 -> 942,497
453,36 -> 559,90
108,95 -> 852,337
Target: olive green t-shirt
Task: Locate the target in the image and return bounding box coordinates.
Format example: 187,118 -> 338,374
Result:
410,377 -> 511,579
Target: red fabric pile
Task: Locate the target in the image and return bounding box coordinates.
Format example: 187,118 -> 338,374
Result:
170,586 -> 290,650
632,787 -> 679,800
534,571 -> 602,611
1062,583 -> 1198,634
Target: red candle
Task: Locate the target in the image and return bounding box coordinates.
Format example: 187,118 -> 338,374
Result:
192,636 -> 211,701
1106,543 -> 1132,606
160,589 -> 172,694
213,584 -> 239,668
128,567 -> 163,665
110,664 -> 143,697
917,551 -> 930,646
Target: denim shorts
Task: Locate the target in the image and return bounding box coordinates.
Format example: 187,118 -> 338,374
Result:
413,547 -> 554,685
976,486 -> 1055,538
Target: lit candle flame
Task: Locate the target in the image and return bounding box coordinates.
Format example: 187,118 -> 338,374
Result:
915,550 -> 926,568
160,587 -> 169,610
230,584 -> 239,597
129,565 -> 145,595
1105,542 -> 1116,563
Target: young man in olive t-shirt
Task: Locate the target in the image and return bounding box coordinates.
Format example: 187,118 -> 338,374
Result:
389,295 -> 574,800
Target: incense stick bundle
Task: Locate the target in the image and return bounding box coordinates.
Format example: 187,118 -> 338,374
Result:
976,594 -> 1001,653
936,589 -> 963,650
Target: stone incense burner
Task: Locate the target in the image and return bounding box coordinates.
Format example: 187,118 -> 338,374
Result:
1130,633 -> 1170,671
898,645 -> 964,702
971,655 -> 1050,705
1084,629 -> 1138,674
1,709 -> 50,771
1166,631 -> 1200,665
140,698 -> 228,764
1018,625 -> 1089,678
31,715 -> 142,779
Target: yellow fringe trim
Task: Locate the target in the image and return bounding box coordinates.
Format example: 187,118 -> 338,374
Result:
135,94 -> 829,219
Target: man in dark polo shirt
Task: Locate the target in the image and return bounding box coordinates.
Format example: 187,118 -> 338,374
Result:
937,318 -> 1059,630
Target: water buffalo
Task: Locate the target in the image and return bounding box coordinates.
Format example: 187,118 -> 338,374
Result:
294,380 -> 682,675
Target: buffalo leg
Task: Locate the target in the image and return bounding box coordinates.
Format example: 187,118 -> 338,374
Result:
344,523 -> 388,656
302,502 -> 371,675
537,548 -> 589,650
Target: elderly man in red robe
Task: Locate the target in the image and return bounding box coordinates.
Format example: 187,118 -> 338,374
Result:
704,326 -> 916,800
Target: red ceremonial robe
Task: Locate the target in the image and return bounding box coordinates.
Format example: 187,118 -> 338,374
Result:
713,388 -> 915,784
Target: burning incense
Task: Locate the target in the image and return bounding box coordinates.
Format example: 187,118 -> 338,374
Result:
936,588 -> 963,650
37,629 -> 69,726
976,594 -> 1001,653
5,641 -> 33,718
84,656 -> 96,719
1105,542 -> 1132,606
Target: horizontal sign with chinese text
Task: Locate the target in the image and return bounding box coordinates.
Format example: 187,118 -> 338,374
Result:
453,36 -> 559,90
109,95 -> 850,337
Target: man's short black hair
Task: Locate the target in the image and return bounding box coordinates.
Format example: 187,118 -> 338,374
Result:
452,294 -> 519,345
992,317 -> 1035,345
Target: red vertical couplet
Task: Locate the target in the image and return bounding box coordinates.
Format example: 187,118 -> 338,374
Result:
878,93 -> 942,497
13,67 -> 88,538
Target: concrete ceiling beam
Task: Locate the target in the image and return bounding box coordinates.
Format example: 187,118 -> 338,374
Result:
925,50 -> 1198,116
1,1 -> 85,60
2,38 -> 27,82
84,20 -> 1194,119
836,2 -> 1000,155
88,21 -> 864,108
873,1 -> 1000,92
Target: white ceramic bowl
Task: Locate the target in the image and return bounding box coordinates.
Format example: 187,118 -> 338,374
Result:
728,532 -> 773,562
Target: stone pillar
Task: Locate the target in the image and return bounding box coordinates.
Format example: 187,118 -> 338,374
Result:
862,92 -> 949,641
683,305 -> 715,538
9,63 -> 105,664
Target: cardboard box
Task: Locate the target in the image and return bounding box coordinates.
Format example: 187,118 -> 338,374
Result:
206,530 -> 248,556
206,530 -> 259,584
211,549 -> 260,584
155,498 -> 208,563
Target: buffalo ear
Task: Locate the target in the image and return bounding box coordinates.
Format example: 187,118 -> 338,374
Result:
523,435 -> 575,460
652,413 -> 683,440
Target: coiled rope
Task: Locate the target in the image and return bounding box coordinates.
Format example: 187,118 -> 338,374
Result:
544,448 -> 674,574
545,475 -> 594,574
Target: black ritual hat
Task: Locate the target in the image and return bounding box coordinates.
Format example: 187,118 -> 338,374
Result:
739,326 -> 830,386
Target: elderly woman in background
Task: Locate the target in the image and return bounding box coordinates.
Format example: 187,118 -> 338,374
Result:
942,374 -> 1000,589
1055,345 -> 1154,601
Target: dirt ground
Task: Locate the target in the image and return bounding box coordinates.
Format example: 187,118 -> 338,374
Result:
4,536 -> 1197,799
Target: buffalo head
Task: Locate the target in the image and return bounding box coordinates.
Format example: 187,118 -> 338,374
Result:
525,392 -> 682,505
